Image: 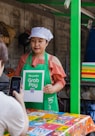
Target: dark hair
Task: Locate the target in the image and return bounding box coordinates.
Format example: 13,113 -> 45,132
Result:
0,41 -> 8,65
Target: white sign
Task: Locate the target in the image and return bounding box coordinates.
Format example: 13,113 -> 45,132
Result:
23,70 -> 44,102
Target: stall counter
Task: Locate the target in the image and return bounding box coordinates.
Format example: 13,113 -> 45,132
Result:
4,108 -> 95,136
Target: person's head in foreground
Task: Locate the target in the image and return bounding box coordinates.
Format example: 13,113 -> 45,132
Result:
0,41 -> 29,136
29,27 -> 53,55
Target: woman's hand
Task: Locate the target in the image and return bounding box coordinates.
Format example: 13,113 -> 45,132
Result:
44,82 -> 64,94
43,84 -> 55,94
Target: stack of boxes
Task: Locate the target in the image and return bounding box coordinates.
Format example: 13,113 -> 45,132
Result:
81,62 -> 95,82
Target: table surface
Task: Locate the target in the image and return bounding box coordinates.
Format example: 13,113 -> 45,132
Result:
4,109 -> 95,136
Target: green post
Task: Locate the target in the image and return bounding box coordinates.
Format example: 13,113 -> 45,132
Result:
70,0 -> 81,113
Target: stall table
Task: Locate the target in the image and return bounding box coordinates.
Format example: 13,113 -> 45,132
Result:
4,108 -> 95,136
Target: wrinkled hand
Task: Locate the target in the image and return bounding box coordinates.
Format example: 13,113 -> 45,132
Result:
43,84 -> 55,94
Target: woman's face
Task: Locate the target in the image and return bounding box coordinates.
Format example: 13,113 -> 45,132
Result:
0,60 -> 4,77
30,37 -> 48,55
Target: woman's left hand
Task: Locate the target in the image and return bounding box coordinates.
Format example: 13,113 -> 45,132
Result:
43,84 -> 55,94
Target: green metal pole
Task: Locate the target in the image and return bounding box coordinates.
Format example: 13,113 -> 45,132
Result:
70,0 -> 81,113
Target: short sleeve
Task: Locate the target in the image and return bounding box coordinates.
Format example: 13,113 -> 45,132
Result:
0,93 -> 25,136
7,97 -> 25,136
49,55 -> 66,87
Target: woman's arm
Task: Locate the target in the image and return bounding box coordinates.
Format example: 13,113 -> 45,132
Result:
44,54 -> 66,94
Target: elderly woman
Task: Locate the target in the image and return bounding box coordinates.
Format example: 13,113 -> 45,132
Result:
0,41 -> 29,136
15,27 -> 66,111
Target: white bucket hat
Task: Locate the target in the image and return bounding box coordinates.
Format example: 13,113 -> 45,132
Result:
29,27 -> 53,42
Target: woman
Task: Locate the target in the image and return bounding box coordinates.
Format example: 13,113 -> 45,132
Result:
15,27 -> 66,111
0,40 -> 29,136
